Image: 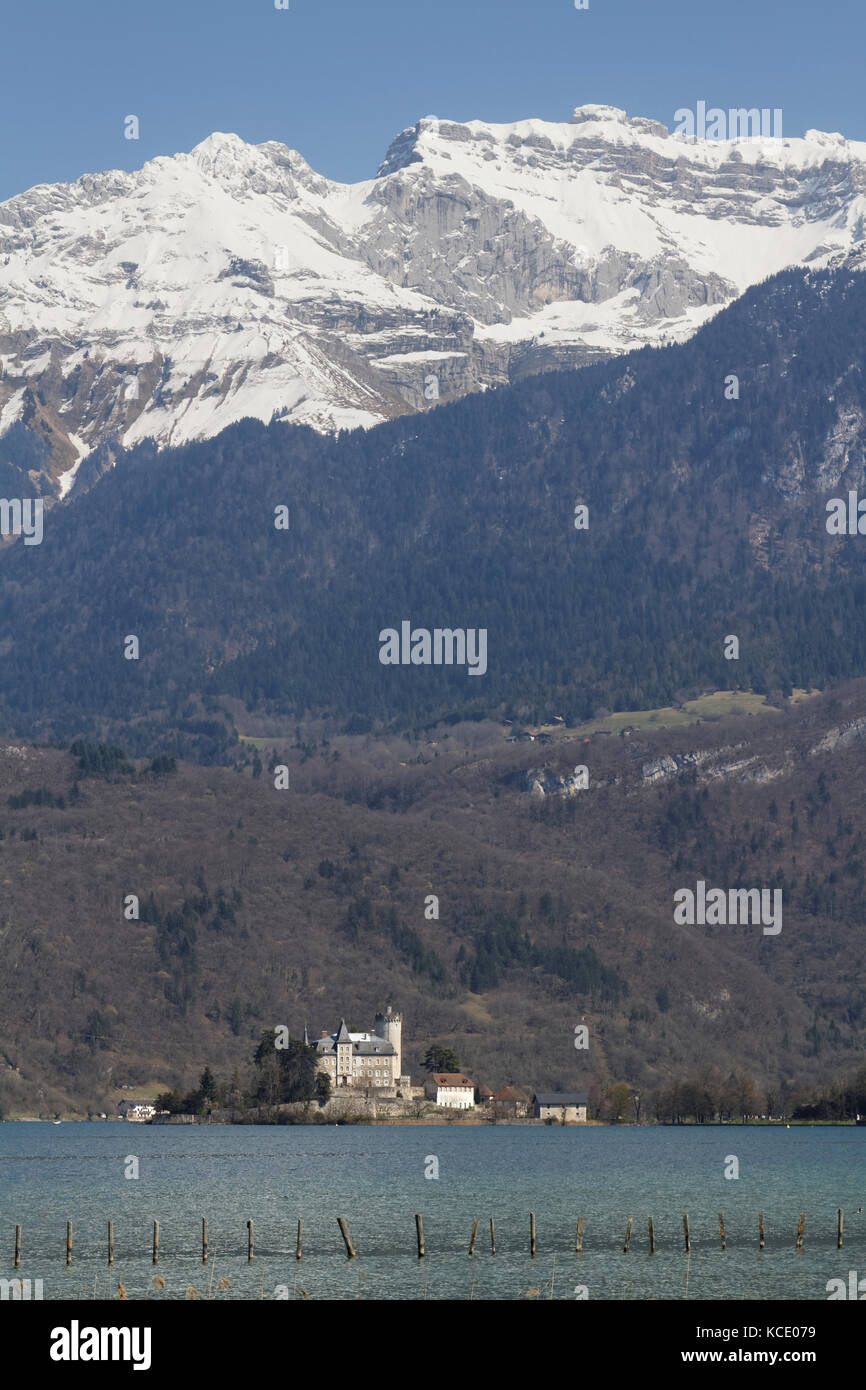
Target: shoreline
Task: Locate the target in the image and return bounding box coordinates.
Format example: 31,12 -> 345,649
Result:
2,1116 -> 863,1128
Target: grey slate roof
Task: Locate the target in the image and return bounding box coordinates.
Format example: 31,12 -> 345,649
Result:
533,1092 -> 589,1106
311,1028 -> 395,1056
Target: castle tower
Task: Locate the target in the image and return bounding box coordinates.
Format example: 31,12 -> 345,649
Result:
374,1006 -> 403,1077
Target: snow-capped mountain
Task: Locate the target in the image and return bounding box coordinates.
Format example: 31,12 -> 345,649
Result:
2,104 -> 866,497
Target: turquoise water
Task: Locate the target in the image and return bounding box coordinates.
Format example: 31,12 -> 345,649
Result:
1,1123 -> 864,1300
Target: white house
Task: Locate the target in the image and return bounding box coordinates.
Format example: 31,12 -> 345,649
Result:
426,1073 -> 476,1109
118,1100 -> 156,1121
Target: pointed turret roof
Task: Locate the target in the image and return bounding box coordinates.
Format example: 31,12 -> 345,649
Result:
335,1018 -> 351,1043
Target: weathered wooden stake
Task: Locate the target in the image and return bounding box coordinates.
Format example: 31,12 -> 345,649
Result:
202,1217 -> 208,1263
66,1220 -> 72,1266
468,1217 -> 479,1256
837,1208 -> 843,1250
530,1211 -> 537,1257
296,1219 -> 302,1261
758,1211 -> 764,1250
796,1211 -> 805,1250
648,1216 -> 655,1254
623,1216 -> 633,1253
247,1219 -> 254,1262
718,1212 -> 726,1251
682,1214 -> 690,1253
337,1217 -> 356,1258
152,1220 -> 159,1264
108,1220 -> 114,1266
490,1218 -> 496,1255
14,1224 -> 21,1268
415,1214 -> 425,1258
576,1216 -> 584,1254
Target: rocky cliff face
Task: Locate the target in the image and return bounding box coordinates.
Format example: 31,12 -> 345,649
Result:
3,105 -> 866,496
809,716 -> 866,756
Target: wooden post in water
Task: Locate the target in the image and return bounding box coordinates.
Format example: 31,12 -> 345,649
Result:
66,1221 -> 72,1266
530,1211 -> 537,1258
490,1218 -> 496,1255
648,1217 -> 655,1254
718,1213 -> 726,1252
837,1208 -> 843,1250
202,1217 -> 208,1263
576,1216 -> 584,1254
796,1211 -> 805,1250
415,1214 -> 425,1258
623,1217 -> 633,1253
758,1211 -> 764,1250
337,1217 -> 356,1259
682,1214 -> 690,1253
247,1219 -> 254,1262
14,1225 -> 21,1269
296,1219 -> 302,1261
468,1218 -> 479,1256
108,1220 -> 114,1266
152,1220 -> 159,1265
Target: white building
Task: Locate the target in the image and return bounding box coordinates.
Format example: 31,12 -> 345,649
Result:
118,1100 -> 156,1121
426,1073 -> 476,1109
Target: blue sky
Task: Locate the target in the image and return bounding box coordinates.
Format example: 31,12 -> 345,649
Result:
1,0 -> 863,201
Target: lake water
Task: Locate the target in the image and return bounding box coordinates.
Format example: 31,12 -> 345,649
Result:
1,1123 -> 864,1300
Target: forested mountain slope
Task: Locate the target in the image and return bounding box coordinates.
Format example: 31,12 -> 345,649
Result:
1,261 -> 865,757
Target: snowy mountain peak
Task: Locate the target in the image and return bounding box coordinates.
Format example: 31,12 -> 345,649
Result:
182,131 -> 325,197
189,130 -> 252,167
570,103 -> 634,126
190,130 -> 248,155
569,103 -> 670,139
571,103 -> 628,120
803,127 -> 848,147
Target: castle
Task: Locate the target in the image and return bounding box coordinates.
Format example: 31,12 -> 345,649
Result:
306,1007 -> 410,1093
